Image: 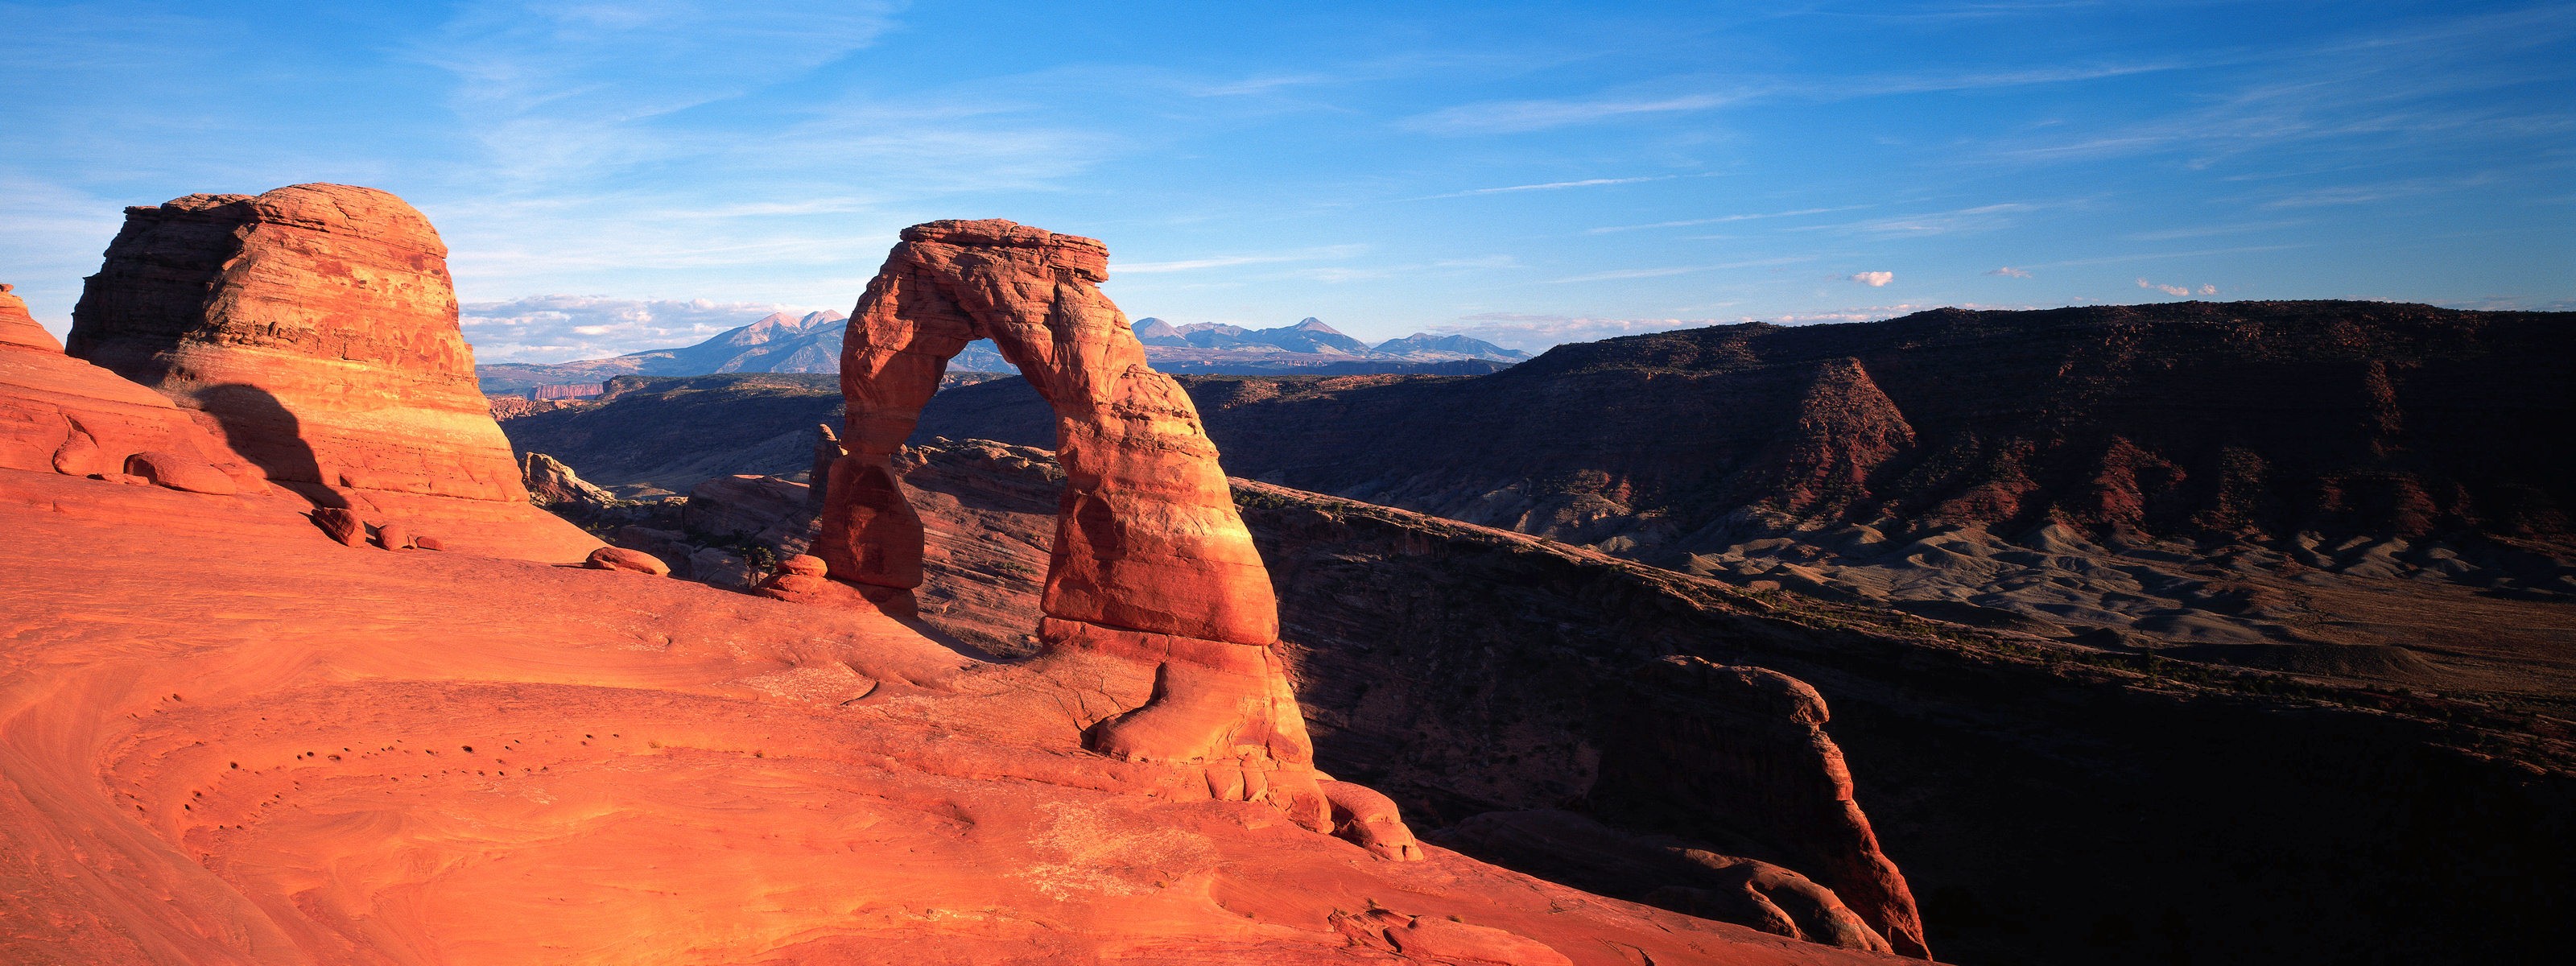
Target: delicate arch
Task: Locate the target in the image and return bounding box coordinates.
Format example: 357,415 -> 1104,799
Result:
815,222 -> 1397,852
815,219 -> 1278,646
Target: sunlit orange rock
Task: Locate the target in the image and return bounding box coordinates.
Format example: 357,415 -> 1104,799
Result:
0,464 -> 1905,965
65,184 -> 600,563
0,283 -> 64,351
587,545 -> 671,576
1,281 -> 261,490
815,220 -> 1375,840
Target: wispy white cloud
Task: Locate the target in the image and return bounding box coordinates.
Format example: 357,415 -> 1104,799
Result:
1584,205 -> 1866,233
1542,256 -> 1809,284
1983,7 -> 2576,169
1116,244 -> 1368,275
1435,175 -> 1674,198
2124,220 -> 2307,242
1407,61 -> 2181,135
1290,254 -> 1521,283
1767,304 -> 1938,324
1433,300 -> 2009,350
1851,270 -> 1894,287
1793,201 -> 2045,237
2260,172 -> 2502,208
461,295 -> 826,364
1185,72 -> 1342,97
1407,93 -> 1751,134
1987,266 -> 2033,278
0,175 -> 130,337
2026,243 -> 2304,268
415,2 -> 896,189
1430,312 -> 1719,350
2136,278 -> 2219,297
1546,266 -> 1707,283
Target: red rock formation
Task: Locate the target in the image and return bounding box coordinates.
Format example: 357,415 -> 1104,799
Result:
66,184 -> 600,563
1757,357 -> 1916,516
815,220 -> 1364,840
1593,658 -> 1929,957
522,452 -> 616,510
1,466 -> 1889,965
873,440 -> 1933,949
1436,809 -> 1894,953
0,283 -> 64,352
1,282 -> 262,491
587,545 -> 671,576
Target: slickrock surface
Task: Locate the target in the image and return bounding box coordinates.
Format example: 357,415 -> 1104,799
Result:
0,467 -> 1905,966
65,184 -> 599,563
1,282 -> 262,491
816,221 -> 1348,836
0,283 -> 64,351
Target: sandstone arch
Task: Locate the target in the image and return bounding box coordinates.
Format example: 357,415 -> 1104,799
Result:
817,220 -> 1364,838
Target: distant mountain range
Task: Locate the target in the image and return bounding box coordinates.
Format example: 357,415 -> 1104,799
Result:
1127,316 -> 1528,373
477,312 -> 1525,394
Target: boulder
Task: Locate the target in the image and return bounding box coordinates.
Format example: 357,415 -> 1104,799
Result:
586,546 -> 671,576
122,450 -> 235,495
66,184 -> 602,564
1322,780 -> 1424,861
375,522 -> 411,550
312,507 -> 366,547
757,555 -> 833,600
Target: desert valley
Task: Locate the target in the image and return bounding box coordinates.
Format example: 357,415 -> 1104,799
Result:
4,4 -> 2570,964
5,183 -> 2571,965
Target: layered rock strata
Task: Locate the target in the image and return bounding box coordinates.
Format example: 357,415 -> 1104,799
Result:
815,220 -> 1368,841
67,184 -> 599,562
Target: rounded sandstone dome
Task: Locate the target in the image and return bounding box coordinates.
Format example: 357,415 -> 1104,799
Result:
246,184 -> 448,259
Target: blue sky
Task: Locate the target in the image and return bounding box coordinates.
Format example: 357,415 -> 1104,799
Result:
3,1 -> 2570,362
